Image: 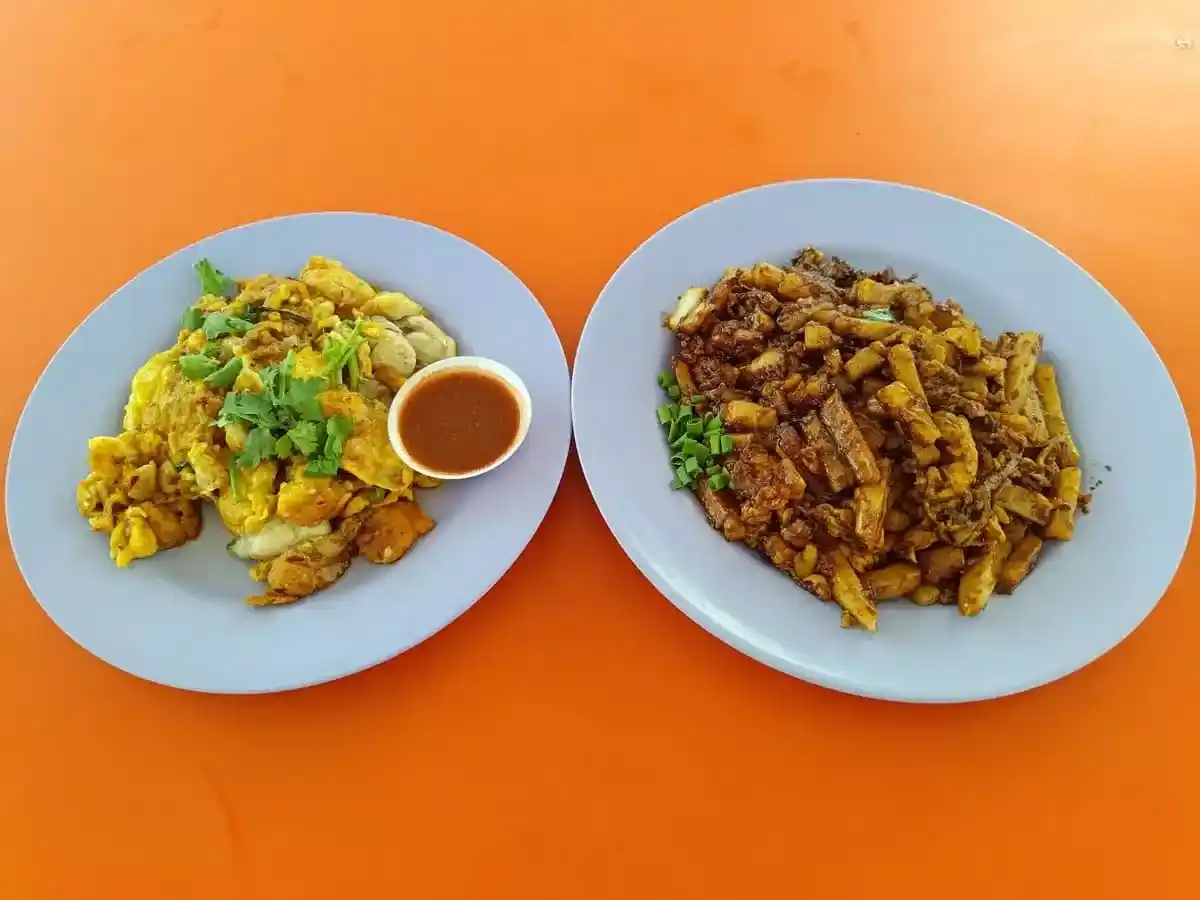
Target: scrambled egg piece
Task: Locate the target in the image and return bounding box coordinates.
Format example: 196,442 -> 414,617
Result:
300,256 -> 376,313
124,350 -> 219,464
216,461 -> 279,535
78,256 -> 445,603
276,462 -> 355,526
320,388 -> 415,493
78,430 -> 203,566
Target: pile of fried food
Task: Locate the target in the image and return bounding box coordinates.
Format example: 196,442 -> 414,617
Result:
666,247 -> 1084,631
77,256 -> 457,606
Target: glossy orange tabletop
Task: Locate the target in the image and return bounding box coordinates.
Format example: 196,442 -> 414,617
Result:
2,2 -> 1198,898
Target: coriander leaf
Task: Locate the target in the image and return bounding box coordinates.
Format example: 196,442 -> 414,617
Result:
304,456 -> 340,477
203,314 -> 255,340
274,434 -> 294,458
286,420 -> 320,455
860,307 -> 897,323
237,426 -> 278,470
179,354 -> 220,380
304,415 -> 354,478
216,391 -> 278,428
195,259 -> 234,297
203,356 -> 244,390
181,307 -> 205,331
323,414 -> 354,458
260,357 -> 286,407
281,377 -> 326,422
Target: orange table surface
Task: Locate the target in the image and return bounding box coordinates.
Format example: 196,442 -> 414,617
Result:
2,2 -> 1198,898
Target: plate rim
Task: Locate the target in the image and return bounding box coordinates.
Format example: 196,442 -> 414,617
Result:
6,210 -> 573,694
571,177 -> 1196,703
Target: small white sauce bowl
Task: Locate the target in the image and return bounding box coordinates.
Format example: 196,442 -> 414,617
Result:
387,356 -> 532,480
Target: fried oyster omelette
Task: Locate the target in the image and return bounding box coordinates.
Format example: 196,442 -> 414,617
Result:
77,257 -> 457,606
661,247 -> 1085,631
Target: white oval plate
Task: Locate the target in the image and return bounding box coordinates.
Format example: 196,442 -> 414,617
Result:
572,180 -> 1194,702
8,213 -> 572,693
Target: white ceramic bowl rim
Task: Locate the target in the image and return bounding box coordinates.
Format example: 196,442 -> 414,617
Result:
387,355 -> 533,480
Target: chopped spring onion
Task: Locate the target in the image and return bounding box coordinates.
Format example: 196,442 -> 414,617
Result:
680,438 -> 710,464
658,371 -> 735,490
860,307 -> 898,323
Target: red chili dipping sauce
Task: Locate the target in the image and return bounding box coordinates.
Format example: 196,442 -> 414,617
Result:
398,369 -> 522,474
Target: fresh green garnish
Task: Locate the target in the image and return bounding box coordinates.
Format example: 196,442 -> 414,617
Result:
860,307 -> 897,323
305,415 -> 354,477
285,420 -> 321,455
195,259 -> 234,297
657,370 -> 734,490
214,351 -> 354,476
179,354 -> 220,380
203,314 -> 255,340
181,307 -> 205,331
323,321 -> 367,387
216,391 -> 279,430
202,357 -> 242,389
282,379 -> 325,422
238,425 -> 278,469
182,353 -> 243,389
